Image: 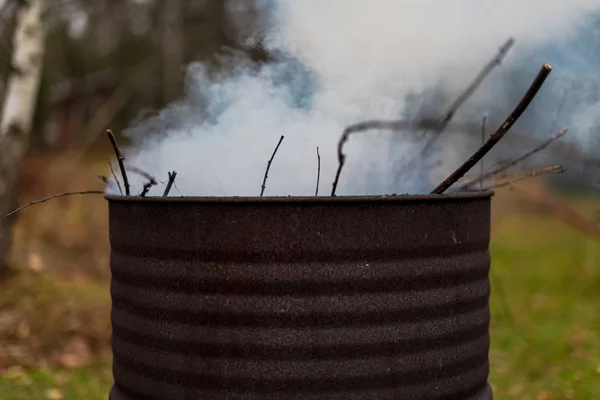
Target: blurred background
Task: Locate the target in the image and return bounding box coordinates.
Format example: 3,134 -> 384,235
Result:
0,1 -> 598,399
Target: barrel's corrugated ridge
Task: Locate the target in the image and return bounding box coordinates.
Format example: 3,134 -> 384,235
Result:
108,193 -> 492,400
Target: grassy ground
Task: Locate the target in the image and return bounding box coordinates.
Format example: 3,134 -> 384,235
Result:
0,365 -> 112,400
0,157 -> 599,399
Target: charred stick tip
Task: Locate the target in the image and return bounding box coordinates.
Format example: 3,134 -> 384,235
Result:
260,135 -> 285,197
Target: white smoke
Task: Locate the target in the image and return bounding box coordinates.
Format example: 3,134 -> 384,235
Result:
121,0 -> 600,196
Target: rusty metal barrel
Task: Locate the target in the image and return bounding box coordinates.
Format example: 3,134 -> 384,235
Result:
107,192 -> 493,400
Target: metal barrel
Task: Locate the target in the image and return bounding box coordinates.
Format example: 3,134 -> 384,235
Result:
107,192 -> 493,400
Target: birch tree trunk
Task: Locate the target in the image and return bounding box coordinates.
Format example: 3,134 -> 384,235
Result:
0,0 -> 49,272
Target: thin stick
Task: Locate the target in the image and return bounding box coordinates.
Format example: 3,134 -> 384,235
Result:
492,165 -> 564,189
163,171 -> 178,196
480,116 -> 486,191
431,63 -> 553,194
418,38 -> 515,157
109,161 -> 123,195
105,129 -> 130,196
459,128 -> 567,191
494,164 -> 564,180
260,135 -> 284,197
330,120 -> 429,196
5,191 -> 104,218
315,147 -> 321,196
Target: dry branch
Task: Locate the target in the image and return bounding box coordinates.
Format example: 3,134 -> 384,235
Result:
105,129 -> 130,195
315,146 -> 321,196
417,38 -> 515,159
163,171 -> 178,196
109,161 -> 123,195
492,165 -> 565,189
459,128 -> 568,191
5,191 -> 104,218
260,135 -> 284,197
440,38 -> 515,126
431,63 -> 553,194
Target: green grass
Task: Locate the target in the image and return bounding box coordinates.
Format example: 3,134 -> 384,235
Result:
489,214 -> 600,399
0,366 -> 112,400
1,207 -> 599,399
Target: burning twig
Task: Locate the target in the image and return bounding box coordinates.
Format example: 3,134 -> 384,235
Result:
417,38 -> 515,159
260,135 -> 285,197
5,191 -> 104,218
491,165 -> 565,189
105,129 -> 130,196
315,146 -> 321,196
163,171 -> 178,196
459,128 -> 568,191
431,63 -> 553,194
109,161 -> 123,195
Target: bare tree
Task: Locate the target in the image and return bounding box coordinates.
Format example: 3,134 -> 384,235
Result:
0,0 -> 49,272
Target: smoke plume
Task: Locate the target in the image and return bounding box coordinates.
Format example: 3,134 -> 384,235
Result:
121,0 -> 600,196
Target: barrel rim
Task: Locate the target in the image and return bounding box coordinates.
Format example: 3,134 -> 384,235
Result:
105,190 -> 494,204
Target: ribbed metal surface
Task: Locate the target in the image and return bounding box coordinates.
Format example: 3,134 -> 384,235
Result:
107,193 -> 493,400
